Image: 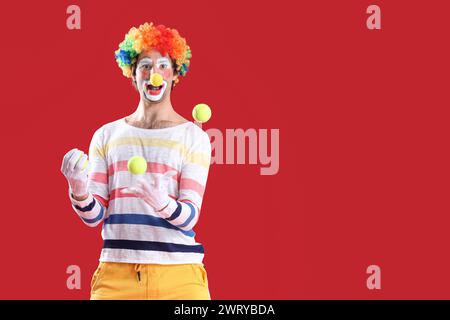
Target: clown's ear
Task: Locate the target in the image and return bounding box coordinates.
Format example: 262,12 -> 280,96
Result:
131,64 -> 136,80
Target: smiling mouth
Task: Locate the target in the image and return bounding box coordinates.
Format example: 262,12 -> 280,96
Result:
145,83 -> 164,96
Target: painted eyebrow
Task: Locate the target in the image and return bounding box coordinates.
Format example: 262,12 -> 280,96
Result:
156,58 -> 170,64
137,58 -> 153,65
137,57 -> 170,66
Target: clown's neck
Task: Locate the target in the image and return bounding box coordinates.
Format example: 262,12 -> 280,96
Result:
127,99 -> 185,129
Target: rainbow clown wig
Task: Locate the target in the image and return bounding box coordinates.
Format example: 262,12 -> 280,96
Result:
114,22 -> 192,86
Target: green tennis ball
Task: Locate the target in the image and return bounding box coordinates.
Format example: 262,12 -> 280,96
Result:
77,153 -> 89,170
192,103 -> 212,123
127,156 -> 147,175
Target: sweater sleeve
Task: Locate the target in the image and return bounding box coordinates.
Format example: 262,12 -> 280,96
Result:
86,127 -> 110,201
69,192 -> 107,227
158,129 -> 212,231
68,127 -> 110,227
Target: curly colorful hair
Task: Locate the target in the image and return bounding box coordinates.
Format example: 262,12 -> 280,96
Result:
114,22 -> 192,86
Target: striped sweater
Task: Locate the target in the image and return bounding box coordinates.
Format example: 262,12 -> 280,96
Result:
68,118 -> 211,264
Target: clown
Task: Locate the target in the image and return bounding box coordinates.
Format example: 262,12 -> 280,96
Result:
60,22 -> 212,300
114,22 -> 193,126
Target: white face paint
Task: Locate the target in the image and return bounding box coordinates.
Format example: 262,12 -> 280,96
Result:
137,57 -> 171,102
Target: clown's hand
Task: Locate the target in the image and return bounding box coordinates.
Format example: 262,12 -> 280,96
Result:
123,171 -> 178,214
61,148 -> 89,198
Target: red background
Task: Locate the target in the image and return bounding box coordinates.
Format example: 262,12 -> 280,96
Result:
0,0 -> 449,299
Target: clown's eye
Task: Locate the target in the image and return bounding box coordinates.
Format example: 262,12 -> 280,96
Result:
159,63 -> 168,69
140,64 -> 150,70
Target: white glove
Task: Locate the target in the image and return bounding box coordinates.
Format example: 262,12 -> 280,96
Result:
123,171 -> 178,213
61,148 -> 89,198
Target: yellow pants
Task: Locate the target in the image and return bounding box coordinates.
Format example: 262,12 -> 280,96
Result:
90,262 -> 211,300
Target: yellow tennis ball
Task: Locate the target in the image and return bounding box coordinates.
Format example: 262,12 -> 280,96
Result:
77,153 -> 89,170
149,73 -> 163,87
127,156 -> 147,175
192,103 -> 212,123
